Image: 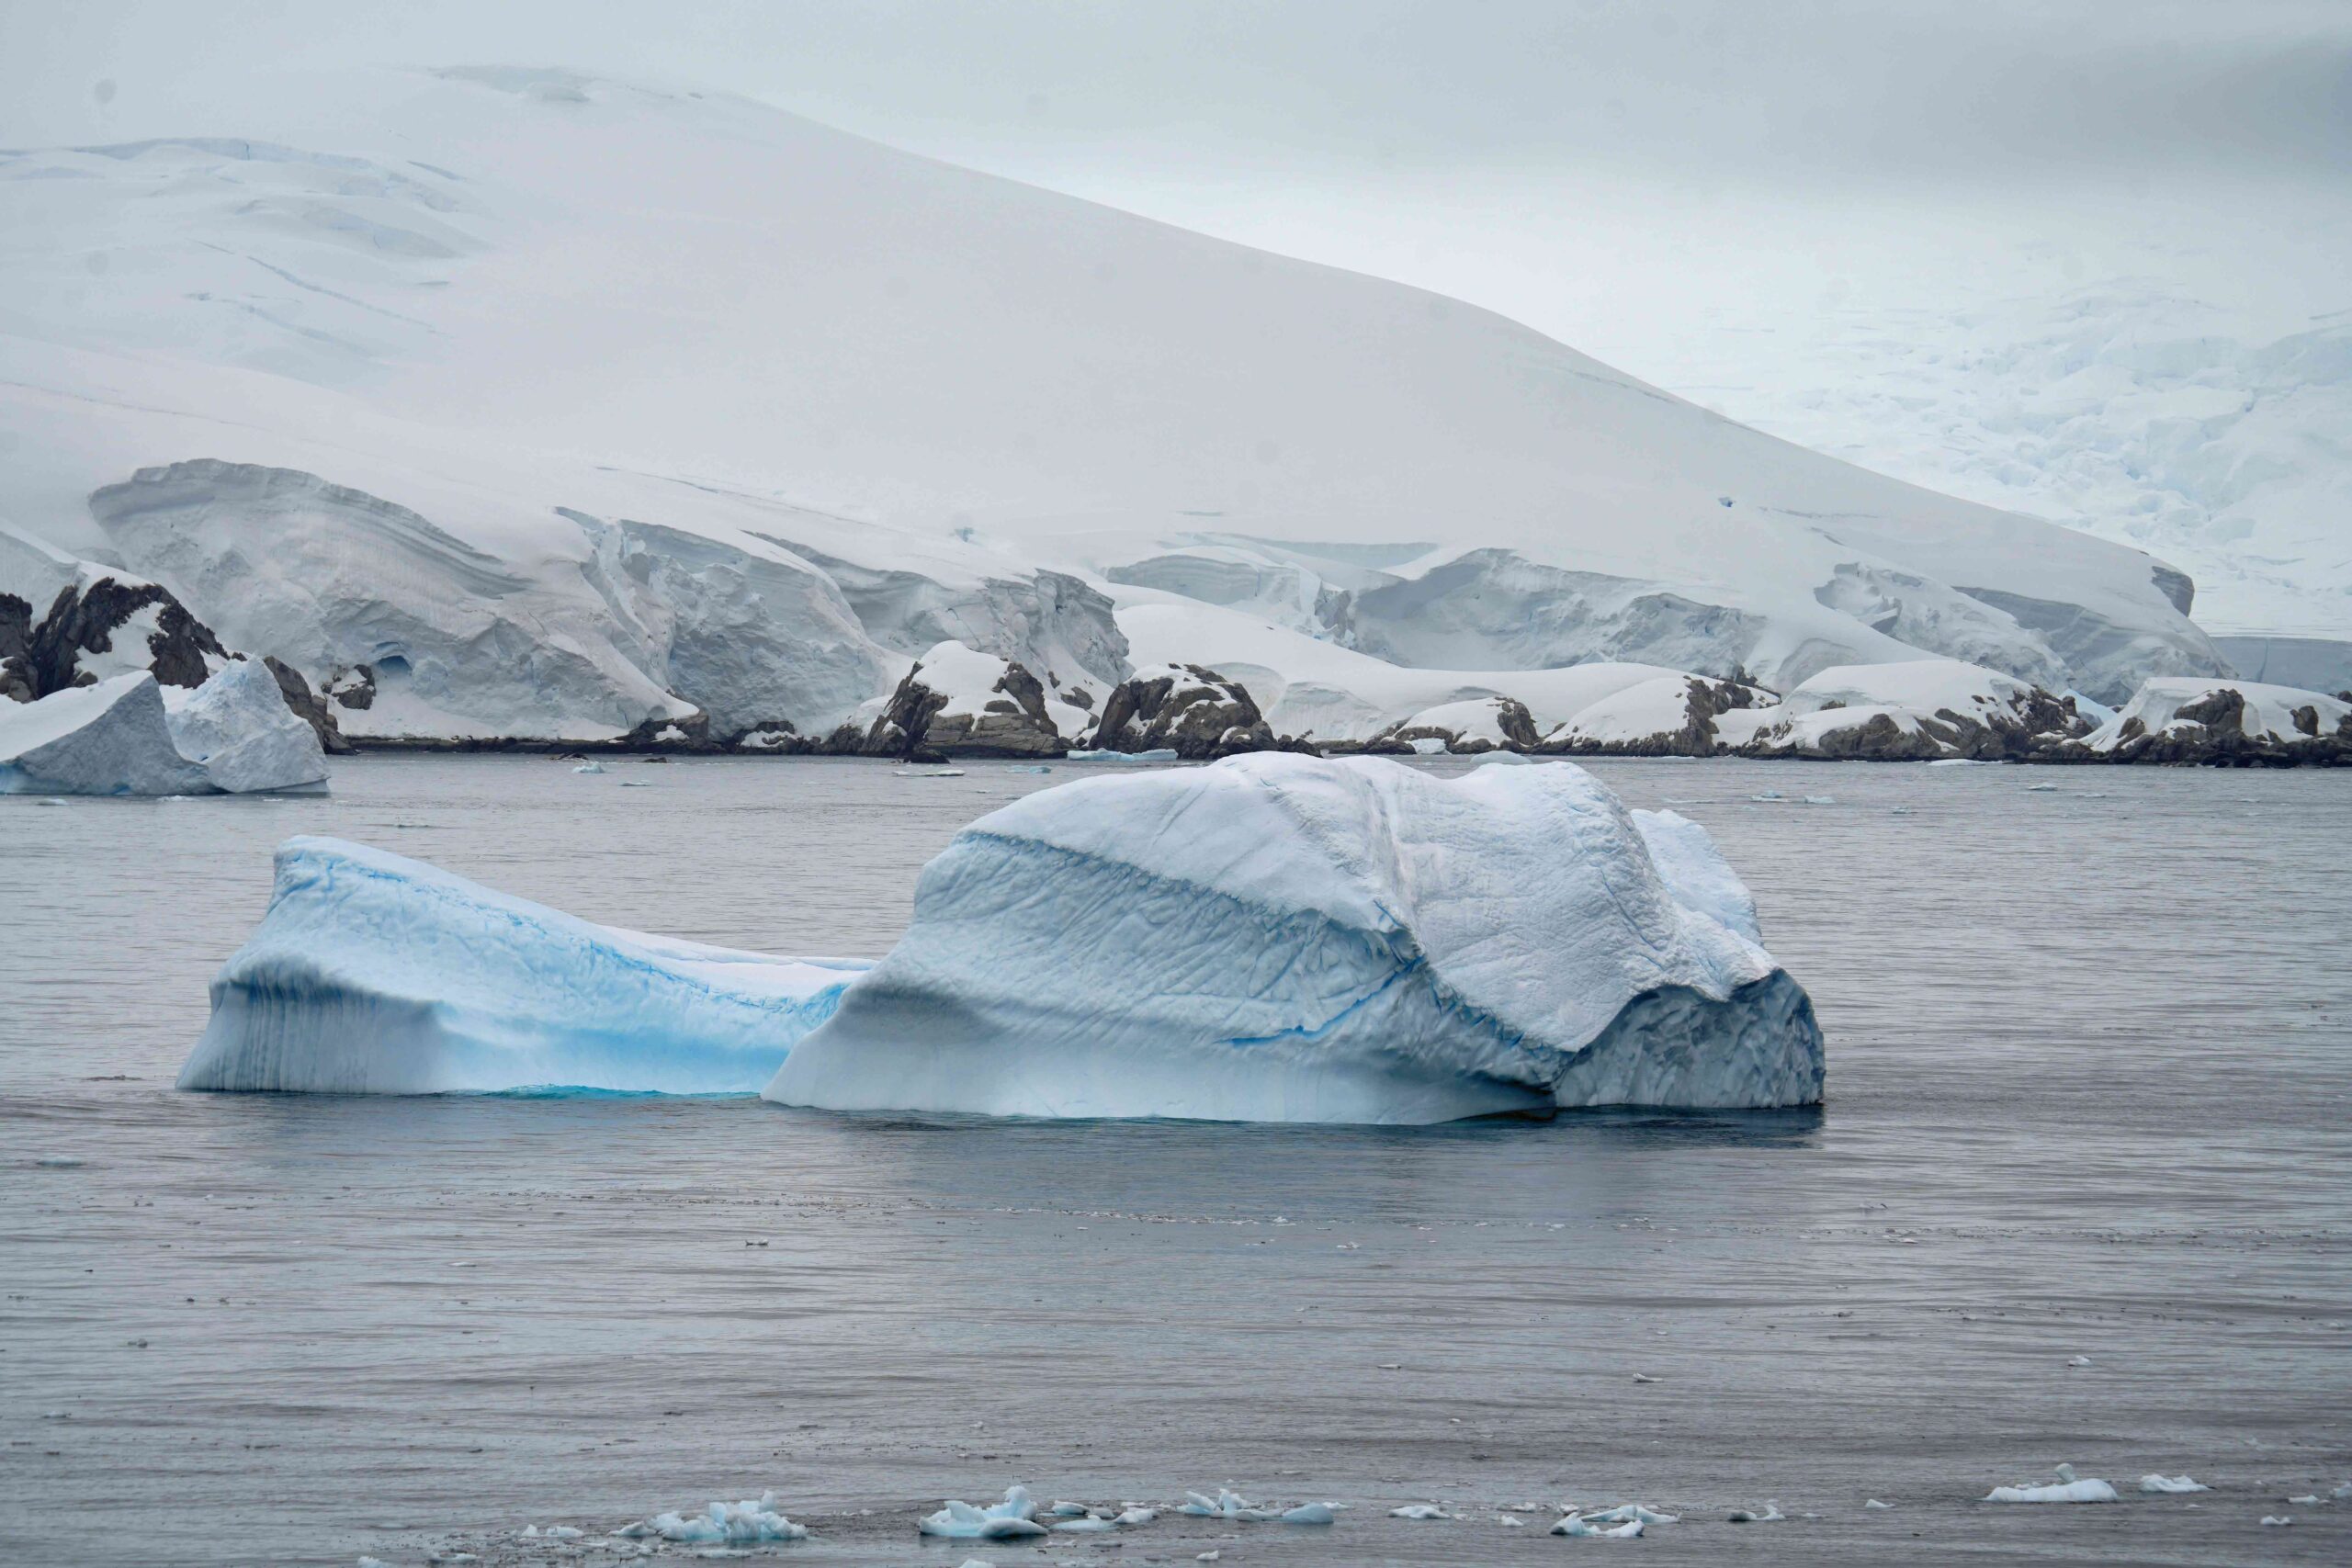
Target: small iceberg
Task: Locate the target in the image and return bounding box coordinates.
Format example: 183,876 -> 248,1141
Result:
1180,1489 -> 1278,1521
920,1487 -> 1046,1540
2,666 -> 325,795
1726,1503 -> 1785,1522
635,1493 -> 808,1544
1064,747 -> 1181,762
573,761 -> 606,773
1389,1504 -> 1452,1520
1550,1515 -> 1643,1538
1281,1502 -> 1337,1525
1984,1465 -> 2117,1504
894,766 -> 966,777
1581,1504 -> 1677,1525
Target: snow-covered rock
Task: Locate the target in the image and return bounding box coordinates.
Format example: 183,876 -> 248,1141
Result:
856,641 -> 1071,758
1086,663 -> 1275,757
0,671 -> 210,795
1,524 -> 232,703
1718,659 -> 2086,760
1369,695 -> 1539,755
2075,678 -> 2350,763
162,658 -> 328,793
178,838 -> 867,1093
764,753 -> 1821,1122
0,66 -> 2222,750
1542,674 -> 1775,756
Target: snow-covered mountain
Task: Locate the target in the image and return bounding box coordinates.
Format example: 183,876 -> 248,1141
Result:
0,65 -> 2227,740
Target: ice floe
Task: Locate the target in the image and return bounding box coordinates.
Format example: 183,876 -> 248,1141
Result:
2139,1474 -> 2209,1494
1984,1465 -> 2118,1504
631,1493 -> 808,1544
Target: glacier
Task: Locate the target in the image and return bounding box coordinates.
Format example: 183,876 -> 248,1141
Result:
177,838 -> 868,1094
0,62 -> 2230,753
765,754 -> 1821,1122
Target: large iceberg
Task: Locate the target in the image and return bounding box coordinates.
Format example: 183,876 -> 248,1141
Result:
179,838 -> 868,1094
765,754 -> 1820,1122
161,658 -> 329,793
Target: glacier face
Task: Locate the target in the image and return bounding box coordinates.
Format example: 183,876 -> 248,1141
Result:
0,63 -> 2230,740
179,838 -> 868,1094
765,754 -> 1822,1122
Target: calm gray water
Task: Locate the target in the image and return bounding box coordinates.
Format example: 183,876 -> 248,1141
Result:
3,755 -> 2347,1566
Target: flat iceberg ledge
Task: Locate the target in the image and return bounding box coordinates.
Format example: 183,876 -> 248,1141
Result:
764,753 -> 1821,1122
177,837 -> 867,1094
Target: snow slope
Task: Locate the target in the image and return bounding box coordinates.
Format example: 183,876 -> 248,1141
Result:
764,754 -> 1822,1122
0,62 -> 2224,739
180,837 -> 867,1093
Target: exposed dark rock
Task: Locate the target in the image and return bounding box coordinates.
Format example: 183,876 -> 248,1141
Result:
1542,676 -> 1766,758
262,656 -> 353,755
860,652 -> 1062,759
325,665 -> 377,710
618,709 -> 719,751
1088,664 -> 1274,758
9,576 -> 230,700
1376,696 -> 1540,755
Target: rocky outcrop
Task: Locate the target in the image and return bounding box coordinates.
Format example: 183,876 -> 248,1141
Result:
2063,679 -> 2352,766
1365,695 -> 1541,755
6,575 -> 230,701
859,644 -> 1064,760
263,656 -> 353,755
1085,663 -> 1274,758
1542,674 -> 1769,757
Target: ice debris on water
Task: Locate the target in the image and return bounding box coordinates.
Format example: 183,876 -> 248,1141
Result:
2066,1355 -> 2091,1367
1984,1464 -> 2118,1504
1113,1507 -> 1159,1526
1550,1515 -> 1644,1538
1048,1502 -> 1089,1517
921,1487 -> 1047,1539
1181,1489 -> 1279,1520
2139,1474 -> 2208,1494
1865,1498 -> 1893,1509
1583,1504 -> 1677,1525
573,761 -> 605,773
630,1492 -> 808,1544
2288,1494 -> 2321,1505
2262,1515 -> 2292,1526
1727,1503 -> 1786,1523
1281,1502 -> 1337,1525
1389,1504 -> 1452,1519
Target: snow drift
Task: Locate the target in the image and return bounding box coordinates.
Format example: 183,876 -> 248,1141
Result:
178,837 -> 867,1093
764,754 -> 1820,1122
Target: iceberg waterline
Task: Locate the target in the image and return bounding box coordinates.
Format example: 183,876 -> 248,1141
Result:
180,757 -> 1821,1120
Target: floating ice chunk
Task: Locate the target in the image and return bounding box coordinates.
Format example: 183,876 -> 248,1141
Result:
574,761 -> 606,773
1065,748 -> 1180,762
1726,1503 -> 1785,1523
1180,1489 -> 1277,1520
1281,1503 -> 1337,1525
2136,1475 -> 2208,1495
643,1493 -> 808,1544
1550,1514 -> 1643,1538
1047,1501 -> 1090,1517
1389,1504 -> 1452,1519
1112,1506 -> 1159,1526
1984,1471 -> 2118,1504
1052,1517 -> 1114,1532
162,659 -> 328,793
767,755 -> 1821,1122
1582,1504 -> 1677,1525
1865,1498 -> 1893,1509
2288,1495 -> 2320,1505
2066,1356 -> 2091,1367
921,1487 -> 1045,1539
540,1525 -> 582,1539
2261,1515 -> 2292,1526
894,766 -> 966,777
0,672 -> 209,795
178,838 -> 867,1094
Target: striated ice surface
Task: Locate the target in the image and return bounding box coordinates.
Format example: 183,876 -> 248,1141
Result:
178,838 -> 866,1094
765,753 -> 1821,1122
0,672 -> 209,796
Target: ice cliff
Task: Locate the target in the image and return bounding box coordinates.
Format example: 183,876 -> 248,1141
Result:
178,838 -> 868,1093
765,754 -> 1822,1122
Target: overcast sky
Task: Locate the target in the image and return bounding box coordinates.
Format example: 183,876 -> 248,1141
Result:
5,1 -> 2347,375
